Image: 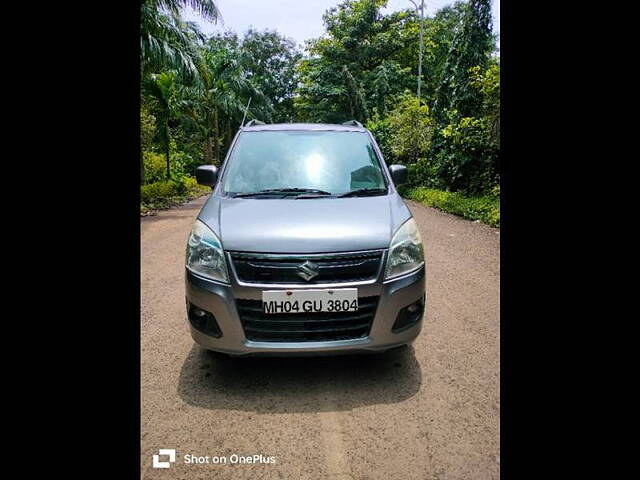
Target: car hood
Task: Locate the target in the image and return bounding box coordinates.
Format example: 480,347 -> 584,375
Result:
197,194 -> 412,253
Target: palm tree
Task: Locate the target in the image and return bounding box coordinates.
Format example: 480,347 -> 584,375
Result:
143,72 -> 178,179
141,1 -> 219,181
152,0 -> 219,18
192,40 -> 270,165
141,0 -> 220,78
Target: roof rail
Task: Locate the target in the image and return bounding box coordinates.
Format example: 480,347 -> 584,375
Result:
342,119 -> 363,127
244,119 -> 265,127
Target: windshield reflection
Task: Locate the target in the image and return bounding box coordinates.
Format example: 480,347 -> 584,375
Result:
222,131 -> 387,196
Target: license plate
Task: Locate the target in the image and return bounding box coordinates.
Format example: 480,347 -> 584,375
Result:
262,288 -> 358,314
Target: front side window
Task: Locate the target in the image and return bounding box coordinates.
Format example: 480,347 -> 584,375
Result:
222,130 -> 387,196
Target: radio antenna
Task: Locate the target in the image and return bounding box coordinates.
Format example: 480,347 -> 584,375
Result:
240,97 -> 252,127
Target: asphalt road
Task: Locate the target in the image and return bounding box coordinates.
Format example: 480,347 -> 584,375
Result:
141,195 -> 500,479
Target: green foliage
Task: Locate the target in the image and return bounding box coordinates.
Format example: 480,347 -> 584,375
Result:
143,71 -> 180,178
426,0 -> 498,196
429,60 -> 500,195
140,1 -> 213,79
141,180 -> 176,203
171,150 -> 198,177
406,158 -> 444,189
433,0 -> 493,122
296,0 -> 420,123
471,61 -> 500,148
342,65 -> 369,122
386,94 -> 432,164
143,148 -> 198,185
367,94 -> 438,188
402,186 -> 499,227
295,0 -> 466,121
140,175 -> 209,214
142,151 -> 167,184
417,3 -> 467,104
141,103 -> 156,151
241,28 -> 302,122
436,113 -> 498,194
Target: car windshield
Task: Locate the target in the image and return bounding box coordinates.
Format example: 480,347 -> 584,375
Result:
222,130 -> 387,197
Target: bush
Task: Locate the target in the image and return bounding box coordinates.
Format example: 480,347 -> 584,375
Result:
402,186 -> 500,227
140,180 -> 175,204
169,150 -> 194,180
140,175 -> 209,214
406,157 -> 444,189
387,94 -> 433,164
142,151 -> 167,184
182,176 -> 200,192
367,94 -> 433,168
427,62 -> 500,196
142,148 -> 197,185
178,149 -> 204,176
435,113 -> 499,195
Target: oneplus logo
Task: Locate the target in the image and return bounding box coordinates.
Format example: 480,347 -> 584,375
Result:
153,449 -> 176,468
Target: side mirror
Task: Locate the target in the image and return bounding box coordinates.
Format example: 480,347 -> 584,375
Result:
195,165 -> 218,188
389,165 -> 408,185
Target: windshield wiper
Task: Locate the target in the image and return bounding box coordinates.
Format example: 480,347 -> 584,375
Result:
232,188 -> 333,198
337,188 -> 387,198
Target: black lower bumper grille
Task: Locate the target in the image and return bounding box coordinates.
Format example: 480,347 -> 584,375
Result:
236,296 -> 379,342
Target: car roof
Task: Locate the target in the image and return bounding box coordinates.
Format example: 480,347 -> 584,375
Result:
240,123 -> 367,133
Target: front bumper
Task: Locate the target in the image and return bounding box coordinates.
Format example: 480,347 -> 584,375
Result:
185,265 -> 426,356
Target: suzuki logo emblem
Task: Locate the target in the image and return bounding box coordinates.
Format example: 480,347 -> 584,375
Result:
297,261 -> 319,281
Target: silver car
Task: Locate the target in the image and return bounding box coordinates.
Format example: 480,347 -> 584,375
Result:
185,121 -> 426,356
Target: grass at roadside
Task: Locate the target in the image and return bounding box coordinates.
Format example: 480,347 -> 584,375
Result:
141,176 -> 210,216
400,186 -> 500,227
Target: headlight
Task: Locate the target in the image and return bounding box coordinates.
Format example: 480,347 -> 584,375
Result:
185,219 -> 229,283
384,218 -> 424,280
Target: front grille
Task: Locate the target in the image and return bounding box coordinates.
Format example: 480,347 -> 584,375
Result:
229,250 -> 383,284
236,296 -> 379,342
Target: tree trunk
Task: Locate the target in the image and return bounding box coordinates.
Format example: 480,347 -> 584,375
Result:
204,137 -> 213,165
213,107 -> 220,166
